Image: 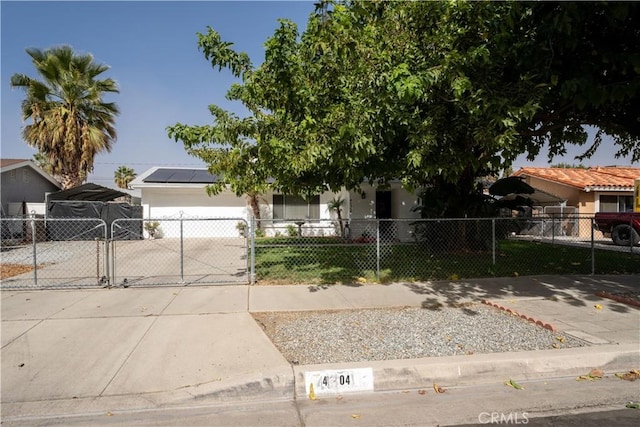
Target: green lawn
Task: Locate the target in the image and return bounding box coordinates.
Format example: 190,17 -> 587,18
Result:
254,240 -> 639,284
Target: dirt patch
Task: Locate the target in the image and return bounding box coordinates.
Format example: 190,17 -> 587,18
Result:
1,263 -> 34,280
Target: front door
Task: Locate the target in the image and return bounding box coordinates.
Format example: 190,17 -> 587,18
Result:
375,191 -> 394,240
375,190 -> 392,219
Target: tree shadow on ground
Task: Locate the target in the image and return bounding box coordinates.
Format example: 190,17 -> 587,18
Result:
403,274 -> 639,313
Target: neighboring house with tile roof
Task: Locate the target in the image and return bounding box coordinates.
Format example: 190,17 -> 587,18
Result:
512,166 -> 640,215
1,159 -> 61,217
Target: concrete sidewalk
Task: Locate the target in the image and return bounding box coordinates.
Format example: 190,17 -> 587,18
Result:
1,275 -> 639,420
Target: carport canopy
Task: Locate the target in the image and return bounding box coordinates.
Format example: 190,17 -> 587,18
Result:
47,183 -> 129,202
500,187 -> 566,207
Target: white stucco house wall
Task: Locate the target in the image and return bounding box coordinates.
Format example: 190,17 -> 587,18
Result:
130,167 -> 421,240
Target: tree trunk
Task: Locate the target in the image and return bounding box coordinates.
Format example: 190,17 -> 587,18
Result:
336,208 -> 344,237
248,193 -> 262,229
59,173 -> 84,190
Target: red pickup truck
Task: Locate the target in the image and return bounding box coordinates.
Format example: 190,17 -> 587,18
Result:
594,212 -> 640,246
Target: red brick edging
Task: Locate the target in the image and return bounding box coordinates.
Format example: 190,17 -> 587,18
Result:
481,300 -> 557,332
595,291 -> 640,308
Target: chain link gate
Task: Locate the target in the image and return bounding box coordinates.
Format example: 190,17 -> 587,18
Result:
109,217 -> 249,287
0,217 -> 108,289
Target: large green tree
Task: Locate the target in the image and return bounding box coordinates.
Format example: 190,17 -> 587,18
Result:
169,1 -> 639,217
11,46 -> 119,189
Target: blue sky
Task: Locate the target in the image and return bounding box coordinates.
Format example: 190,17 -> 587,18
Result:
1,1 -> 637,188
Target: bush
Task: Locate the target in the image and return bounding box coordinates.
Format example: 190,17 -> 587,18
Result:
286,224 -> 298,237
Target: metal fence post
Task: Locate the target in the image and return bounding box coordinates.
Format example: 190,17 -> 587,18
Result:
250,217 -> 256,285
630,216 -> 635,254
96,238 -> 100,284
30,214 -> 38,286
376,220 -> 380,281
492,218 -> 496,265
591,217 -> 595,275
179,213 -> 185,283
111,229 -> 116,286
104,236 -> 110,287
551,215 -> 555,244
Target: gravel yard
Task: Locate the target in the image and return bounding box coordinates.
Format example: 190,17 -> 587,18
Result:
252,304 -> 587,365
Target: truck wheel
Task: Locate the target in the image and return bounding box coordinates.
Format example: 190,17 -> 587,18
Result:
611,224 -> 640,246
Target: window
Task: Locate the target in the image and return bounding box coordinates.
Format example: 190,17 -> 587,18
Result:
273,194 -> 320,219
599,195 -> 633,212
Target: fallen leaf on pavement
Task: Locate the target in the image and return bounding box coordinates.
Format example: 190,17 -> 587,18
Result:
576,369 -> 604,381
625,402 -> 640,409
433,383 -> 445,393
504,379 -> 524,390
615,370 -> 640,381
418,389 -> 427,395
589,369 -> 604,378
556,336 -> 565,343
309,383 -> 316,400
594,304 -> 603,310
351,414 -> 361,419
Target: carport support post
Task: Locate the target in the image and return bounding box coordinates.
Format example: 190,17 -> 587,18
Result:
30,213 -> 37,286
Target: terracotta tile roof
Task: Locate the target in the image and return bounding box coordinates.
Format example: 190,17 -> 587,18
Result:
513,166 -> 640,191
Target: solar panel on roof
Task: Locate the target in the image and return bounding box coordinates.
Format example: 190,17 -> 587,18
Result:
143,168 -> 219,183
192,170 -> 218,183
144,169 -> 175,183
169,170 -> 194,183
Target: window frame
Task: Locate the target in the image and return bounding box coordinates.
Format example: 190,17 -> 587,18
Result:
272,194 -> 320,220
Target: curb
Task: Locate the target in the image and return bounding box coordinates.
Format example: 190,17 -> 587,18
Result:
290,344 -> 640,399
481,299 -> 557,332
0,368 -> 296,420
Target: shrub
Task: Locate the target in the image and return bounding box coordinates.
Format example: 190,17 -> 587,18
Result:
286,224 -> 298,237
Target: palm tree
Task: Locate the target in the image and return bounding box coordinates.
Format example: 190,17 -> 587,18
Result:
32,152 -> 53,175
114,166 -> 136,189
328,196 -> 346,238
10,46 -> 119,189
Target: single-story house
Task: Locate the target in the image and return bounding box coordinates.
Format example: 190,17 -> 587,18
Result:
129,167 -> 422,239
1,158 -> 61,217
512,166 -> 640,214
512,166 -> 640,238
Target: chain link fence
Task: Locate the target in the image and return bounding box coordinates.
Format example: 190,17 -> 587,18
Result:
110,218 -> 248,287
253,217 -> 639,285
1,217 -> 108,289
2,215 -> 638,289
